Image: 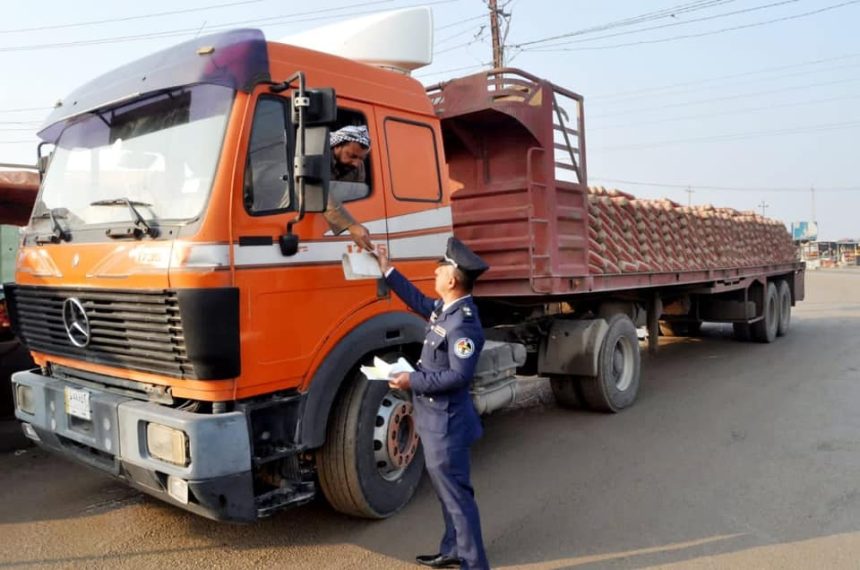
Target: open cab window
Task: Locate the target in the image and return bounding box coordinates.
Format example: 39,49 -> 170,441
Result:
329,108 -> 371,205
244,104 -> 372,217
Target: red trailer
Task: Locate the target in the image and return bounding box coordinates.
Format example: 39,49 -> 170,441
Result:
0,170 -> 39,226
429,69 -> 803,412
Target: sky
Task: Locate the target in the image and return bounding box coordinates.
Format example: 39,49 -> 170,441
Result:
1,0 -> 858,240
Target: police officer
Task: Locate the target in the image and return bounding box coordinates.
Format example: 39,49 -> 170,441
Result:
378,237 -> 491,570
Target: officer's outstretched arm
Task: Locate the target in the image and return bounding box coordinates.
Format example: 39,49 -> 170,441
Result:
410,324 -> 482,395
384,268 -> 436,319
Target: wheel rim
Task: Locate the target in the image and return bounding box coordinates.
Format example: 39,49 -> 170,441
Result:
373,390 -> 420,481
611,336 -> 635,392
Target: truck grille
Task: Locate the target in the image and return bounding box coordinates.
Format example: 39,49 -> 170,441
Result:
6,286 -> 193,378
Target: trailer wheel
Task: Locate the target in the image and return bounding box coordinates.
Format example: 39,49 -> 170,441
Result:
750,282 -> 779,343
549,375 -> 587,409
659,320 -> 702,337
579,314 -> 640,413
776,280 -> 791,337
317,358 -> 424,518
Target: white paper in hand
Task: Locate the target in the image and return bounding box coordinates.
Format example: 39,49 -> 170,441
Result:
342,251 -> 383,280
360,356 -> 416,381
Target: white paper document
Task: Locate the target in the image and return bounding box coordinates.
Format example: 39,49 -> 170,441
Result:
360,356 -> 416,381
342,251 -> 383,280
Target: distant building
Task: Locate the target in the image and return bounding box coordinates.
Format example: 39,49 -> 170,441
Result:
800,240 -> 860,269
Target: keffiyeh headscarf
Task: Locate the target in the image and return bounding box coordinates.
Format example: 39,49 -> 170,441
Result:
330,125 -> 371,149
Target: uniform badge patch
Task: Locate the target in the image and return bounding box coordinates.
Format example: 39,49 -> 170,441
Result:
454,338 -> 475,359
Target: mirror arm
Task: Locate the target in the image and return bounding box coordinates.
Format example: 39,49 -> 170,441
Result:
279,71 -> 308,257
36,142 -> 52,183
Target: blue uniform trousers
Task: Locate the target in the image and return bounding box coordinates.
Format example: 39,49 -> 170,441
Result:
422,429 -> 489,570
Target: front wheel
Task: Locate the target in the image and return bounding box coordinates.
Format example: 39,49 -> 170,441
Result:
579,314 -> 641,413
317,365 -> 424,518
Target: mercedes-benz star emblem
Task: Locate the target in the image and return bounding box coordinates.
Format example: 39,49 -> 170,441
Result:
62,298 -> 91,348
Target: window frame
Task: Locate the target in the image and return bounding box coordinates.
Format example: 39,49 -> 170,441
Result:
242,94 -> 295,217
383,117 -> 443,204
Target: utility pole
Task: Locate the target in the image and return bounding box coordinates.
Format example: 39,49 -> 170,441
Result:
685,185 -> 694,207
810,186 -> 817,223
488,0 -> 504,68
758,200 -> 769,217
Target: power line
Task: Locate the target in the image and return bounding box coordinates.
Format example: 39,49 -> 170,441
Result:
0,0 -> 264,34
587,76 -> 860,119
436,14 -> 486,32
528,0 -> 860,52
514,0 -> 736,48
0,106 -> 53,114
588,52 -> 860,102
589,177 -> 860,192
0,0 -> 452,53
589,93 -> 860,131
522,0 -> 798,50
436,25 -> 485,47
591,119 -> 860,151
416,63 -> 487,79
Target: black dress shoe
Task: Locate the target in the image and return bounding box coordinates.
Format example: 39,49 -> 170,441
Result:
415,553 -> 462,568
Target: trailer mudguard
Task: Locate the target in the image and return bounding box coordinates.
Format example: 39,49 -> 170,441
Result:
299,311 -> 425,449
538,319 -> 609,378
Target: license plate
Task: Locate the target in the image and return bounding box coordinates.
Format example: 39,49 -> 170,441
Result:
64,387 -> 91,421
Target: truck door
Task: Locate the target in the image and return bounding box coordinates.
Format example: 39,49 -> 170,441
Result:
231,94 -> 387,395
375,111 -> 452,276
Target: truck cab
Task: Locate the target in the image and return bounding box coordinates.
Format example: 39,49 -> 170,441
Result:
7,17 -> 454,521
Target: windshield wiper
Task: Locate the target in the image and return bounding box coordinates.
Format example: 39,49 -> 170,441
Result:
90,198 -> 160,239
33,208 -> 71,244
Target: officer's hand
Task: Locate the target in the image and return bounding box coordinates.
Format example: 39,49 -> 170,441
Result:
347,223 -> 373,251
375,248 -> 390,273
388,372 -> 411,390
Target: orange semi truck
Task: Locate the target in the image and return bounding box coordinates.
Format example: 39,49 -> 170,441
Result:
6,13 -> 803,522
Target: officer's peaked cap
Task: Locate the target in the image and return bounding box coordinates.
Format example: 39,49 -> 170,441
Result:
439,237 -> 489,280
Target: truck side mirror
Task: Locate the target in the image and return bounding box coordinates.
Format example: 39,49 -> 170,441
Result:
293,88 -> 336,126
299,126 -> 330,213
278,75 -> 337,257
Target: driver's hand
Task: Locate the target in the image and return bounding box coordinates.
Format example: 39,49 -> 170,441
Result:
348,223 -> 373,251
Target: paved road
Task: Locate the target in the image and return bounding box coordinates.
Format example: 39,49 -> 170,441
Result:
2,269 -> 859,569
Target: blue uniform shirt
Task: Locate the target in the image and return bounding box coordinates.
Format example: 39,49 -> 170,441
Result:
385,268 -> 484,444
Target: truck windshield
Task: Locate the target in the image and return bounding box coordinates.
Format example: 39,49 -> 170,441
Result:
33,83 -> 234,230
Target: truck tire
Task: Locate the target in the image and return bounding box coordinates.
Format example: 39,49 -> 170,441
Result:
659,320 -> 702,337
317,363 -> 424,519
549,375 -> 587,409
777,280 -> 791,337
578,314 -> 641,413
750,282 -> 779,343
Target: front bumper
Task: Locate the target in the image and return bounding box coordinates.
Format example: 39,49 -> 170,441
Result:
12,368 -> 257,522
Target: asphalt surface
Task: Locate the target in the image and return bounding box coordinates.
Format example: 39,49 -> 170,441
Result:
1,268 -> 859,569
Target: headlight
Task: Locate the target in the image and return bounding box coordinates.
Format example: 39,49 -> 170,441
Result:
146,423 -> 189,466
15,384 -> 35,415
